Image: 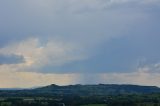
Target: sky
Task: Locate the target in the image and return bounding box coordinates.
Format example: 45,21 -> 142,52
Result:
0,0 -> 160,88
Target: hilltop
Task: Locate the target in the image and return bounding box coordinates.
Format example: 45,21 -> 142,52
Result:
0,84 -> 160,97
35,84 -> 160,95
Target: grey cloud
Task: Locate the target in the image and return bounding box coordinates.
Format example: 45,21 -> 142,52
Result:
137,62 -> 160,73
0,0 -> 157,46
0,0 -> 160,73
0,54 -> 25,65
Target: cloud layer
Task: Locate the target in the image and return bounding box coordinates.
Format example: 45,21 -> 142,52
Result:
0,54 -> 24,65
0,0 -> 160,87
0,38 -> 86,73
1,65 -> 160,88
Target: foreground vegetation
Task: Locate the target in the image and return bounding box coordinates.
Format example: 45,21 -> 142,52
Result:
0,93 -> 160,106
81,104 -> 106,106
0,84 -> 160,106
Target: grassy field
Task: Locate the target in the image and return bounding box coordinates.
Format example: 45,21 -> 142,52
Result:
81,104 -> 107,106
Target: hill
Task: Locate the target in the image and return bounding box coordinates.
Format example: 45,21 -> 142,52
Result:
34,84 -> 160,95
0,84 -> 160,97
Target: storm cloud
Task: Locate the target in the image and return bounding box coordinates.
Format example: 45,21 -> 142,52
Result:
0,0 -> 160,87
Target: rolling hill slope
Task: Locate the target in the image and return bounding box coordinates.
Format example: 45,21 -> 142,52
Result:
0,84 -> 160,97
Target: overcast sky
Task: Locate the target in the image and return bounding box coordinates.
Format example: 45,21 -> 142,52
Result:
0,0 -> 160,88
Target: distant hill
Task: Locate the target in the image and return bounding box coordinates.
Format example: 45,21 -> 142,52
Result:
35,84 -> 160,95
0,84 -> 160,97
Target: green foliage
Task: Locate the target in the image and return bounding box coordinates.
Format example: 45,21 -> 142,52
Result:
0,102 -> 12,106
0,84 -> 160,106
0,94 -> 160,106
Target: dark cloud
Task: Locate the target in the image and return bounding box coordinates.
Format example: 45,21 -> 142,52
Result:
0,0 -> 160,73
0,54 -> 25,65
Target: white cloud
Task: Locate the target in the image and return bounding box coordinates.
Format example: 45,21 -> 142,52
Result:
0,37 -> 85,88
0,70 -> 79,88
1,61 -> 160,88
99,71 -> 160,87
71,62 -> 160,87
0,38 -> 86,72
98,62 -> 160,87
